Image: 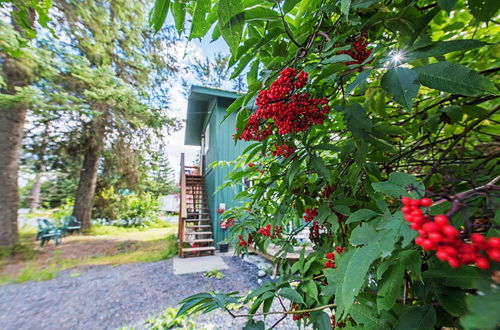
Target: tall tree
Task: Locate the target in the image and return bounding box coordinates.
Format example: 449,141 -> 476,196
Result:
0,5 -> 40,245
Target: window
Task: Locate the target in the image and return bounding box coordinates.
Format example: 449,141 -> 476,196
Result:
203,124 -> 209,154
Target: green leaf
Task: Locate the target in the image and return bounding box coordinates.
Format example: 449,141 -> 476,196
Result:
405,40 -> 487,62
377,264 -> 404,312
243,319 -> 265,330
223,96 -> 245,122
467,0 -> 500,22
341,103 -> 373,139
413,62 -> 498,96
283,0 -> 302,13
462,279 -> 500,329
230,54 -> 253,79
218,0 -> 244,55
351,0 -> 381,9
336,245 -> 380,317
189,0 -> 212,39
377,211 -> 417,248
244,6 -> 279,21
381,67 -> 420,110
323,54 -> 353,64
443,105 -> 463,122
172,0 -> 186,34
234,108 -> 249,140
437,0 -> 457,12
423,264 -> 481,289
279,287 -> 305,304
350,223 -> 377,246
301,280 -> 319,302
437,286 -> 467,316
310,155 -> 331,181
312,311 -> 333,330
372,172 -> 425,198
341,0 -> 351,17
399,249 -> 422,280
149,0 -> 170,33
395,306 -> 437,330
346,69 -> 373,95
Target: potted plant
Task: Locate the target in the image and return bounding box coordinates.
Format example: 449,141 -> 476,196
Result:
219,240 -> 229,253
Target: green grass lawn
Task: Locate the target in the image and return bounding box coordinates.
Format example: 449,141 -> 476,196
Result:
0,223 -> 178,285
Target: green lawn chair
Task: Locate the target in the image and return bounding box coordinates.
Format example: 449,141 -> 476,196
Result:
59,215 -> 81,236
36,218 -> 62,247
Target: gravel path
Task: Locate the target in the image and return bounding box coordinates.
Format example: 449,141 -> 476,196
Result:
0,257 -> 295,330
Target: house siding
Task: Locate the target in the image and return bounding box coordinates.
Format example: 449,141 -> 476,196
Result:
203,97 -> 249,247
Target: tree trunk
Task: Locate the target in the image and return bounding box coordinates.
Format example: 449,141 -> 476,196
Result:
29,121 -> 50,211
29,172 -> 43,211
72,118 -> 105,230
0,57 -> 31,245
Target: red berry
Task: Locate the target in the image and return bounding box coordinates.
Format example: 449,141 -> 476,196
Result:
436,249 -> 449,261
487,249 -> 500,262
443,246 -> 458,256
421,239 -> 436,251
475,256 -> 490,269
428,232 -> 443,243
420,198 -> 432,207
434,215 -> 448,226
402,197 -> 411,206
487,237 -> 500,249
415,236 -> 424,246
410,199 -> 421,207
471,233 -> 486,244
448,257 -> 460,268
442,225 -> 459,238
422,222 -> 440,233
401,206 -> 411,214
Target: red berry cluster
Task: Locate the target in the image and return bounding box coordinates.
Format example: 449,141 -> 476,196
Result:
324,246 -> 345,268
237,234 -> 253,247
220,218 -> 235,229
311,221 -> 325,239
338,32 -> 371,65
247,163 -> 254,167
216,208 -> 224,214
401,197 -> 500,269
321,184 -> 335,199
292,304 -> 310,321
272,144 -> 296,158
238,68 -> 329,141
304,208 -> 318,222
257,224 -> 283,238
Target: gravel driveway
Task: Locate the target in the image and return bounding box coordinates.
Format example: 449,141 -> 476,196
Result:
0,257 -> 295,330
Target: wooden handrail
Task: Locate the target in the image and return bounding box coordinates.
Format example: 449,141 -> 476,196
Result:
178,153 -> 187,256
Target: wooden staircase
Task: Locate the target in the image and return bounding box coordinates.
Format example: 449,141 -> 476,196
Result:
178,154 -> 215,258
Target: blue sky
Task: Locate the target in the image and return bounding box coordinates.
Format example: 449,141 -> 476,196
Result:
164,17 -> 231,177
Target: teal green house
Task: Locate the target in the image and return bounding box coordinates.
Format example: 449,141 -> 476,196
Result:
184,86 -> 249,247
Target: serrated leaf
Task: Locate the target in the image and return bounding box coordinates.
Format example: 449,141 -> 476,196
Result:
189,0 -> 212,39
218,0 -> 244,55
395,306 -> 437,330
413,62 -> 497,96
243,319 -> 265,330
312,311 -> 332,330
405,40 -> 486,62
381,67 -> 420,110
310,155 -> 331,181
279,287 -> 305,304
462,279 -> 500,329
341,0 -> 351,17
399,249 -> 422,280
171,0 -> 186,34
372,172 -> 425,198
342,103 -> 373,139
346,69 -> 373,95
377,264 -> 404,312
437,0 -> 457,12
244,6 -> 279,21
467,0 -> 500,22
323,54 -> 354,64
437,286 -> 467,316
302,280 -> 319,302
149,0 -> 170,33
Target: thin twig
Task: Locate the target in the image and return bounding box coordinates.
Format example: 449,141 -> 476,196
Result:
227,303 -> 337,318
423,106 -> 500,184
432,175 -> 500,206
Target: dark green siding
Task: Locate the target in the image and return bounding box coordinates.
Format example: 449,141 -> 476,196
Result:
203,98 -> 249,247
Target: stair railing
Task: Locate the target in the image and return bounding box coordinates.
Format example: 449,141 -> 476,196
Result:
178,153 -> 187,256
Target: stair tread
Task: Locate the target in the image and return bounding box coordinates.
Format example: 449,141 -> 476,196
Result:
186,225 -> 212,228
185,231 -> 212,235
184,238 -> 214,243
182,246 -> 216,252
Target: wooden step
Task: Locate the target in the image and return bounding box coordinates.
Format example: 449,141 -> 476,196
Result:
185,231 -> 212,235
182,246 -> 216,253
186,225 -> 212,229
186,217 -> 210,221
184,238 -> 214,244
